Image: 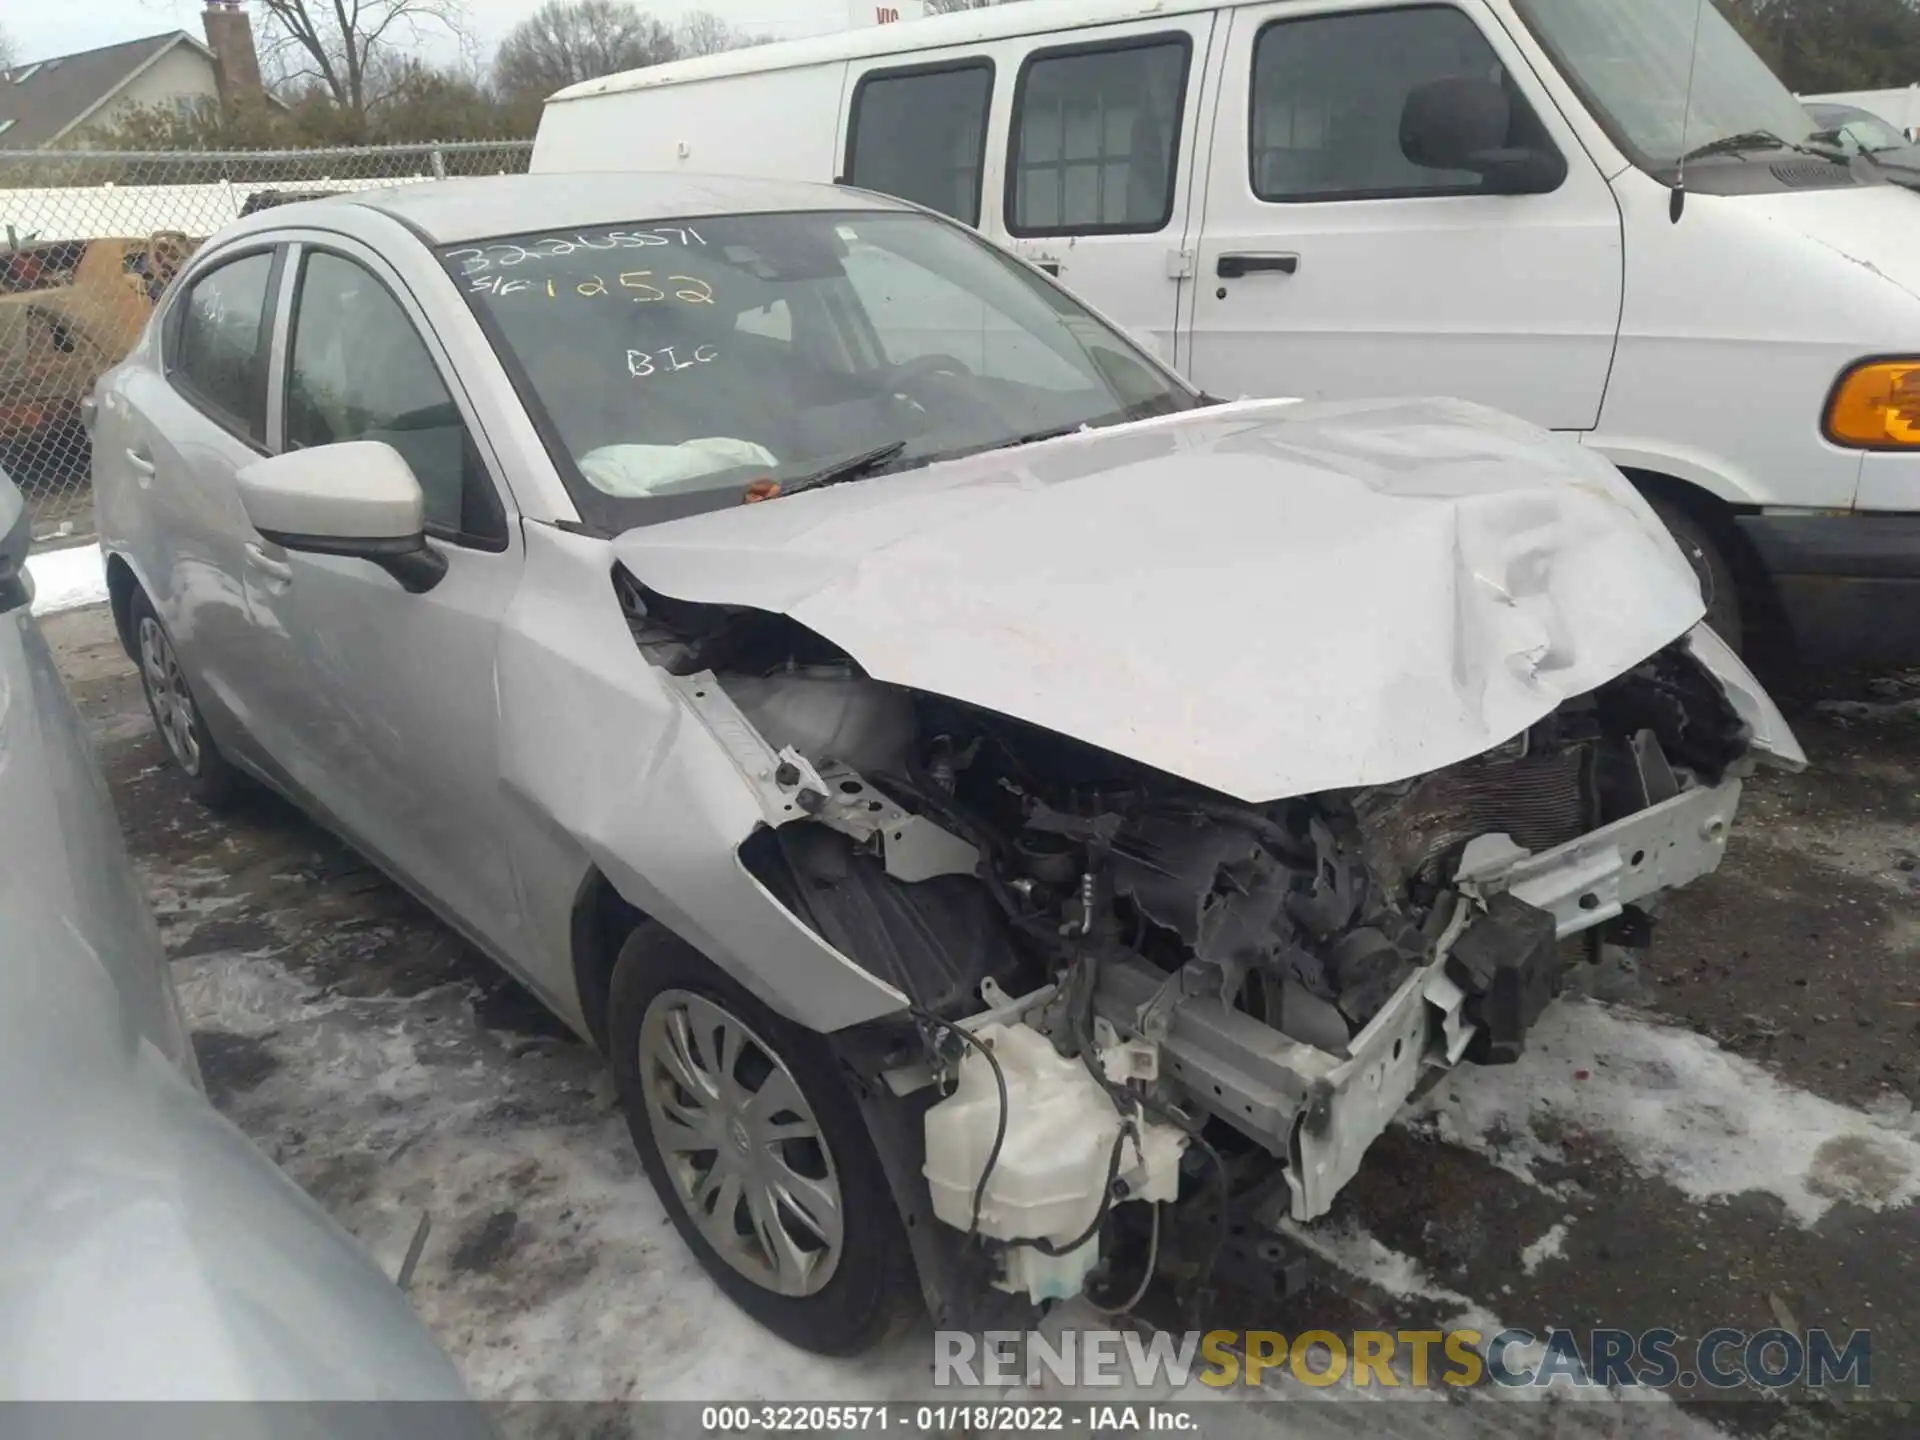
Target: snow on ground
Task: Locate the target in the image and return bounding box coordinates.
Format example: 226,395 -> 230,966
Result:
1518,1222 -> 1569,1277
26,542 -> 108,616
174,940 -> 937,1403
161,872 -> 1732,1434
1276,1218 -> 1470,1308
1264,1223 -> 1721,1437
1410,998 -> 1920,1226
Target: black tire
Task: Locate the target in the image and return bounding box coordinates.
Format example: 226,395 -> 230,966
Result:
127,588 -> 242,810
1648,496 -> 1743,652
607,922 -> 920,1355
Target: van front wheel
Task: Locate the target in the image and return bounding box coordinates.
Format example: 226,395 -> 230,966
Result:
1648,497 -> 1743,652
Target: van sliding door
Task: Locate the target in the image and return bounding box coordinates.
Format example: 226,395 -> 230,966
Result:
994,13 -> 1218,367
839,56 -> 996,226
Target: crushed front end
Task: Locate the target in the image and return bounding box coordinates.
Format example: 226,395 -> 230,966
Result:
622,565 -> 1799,1311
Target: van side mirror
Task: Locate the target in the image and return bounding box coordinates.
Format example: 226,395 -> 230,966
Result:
236,441 -> 447,594
1401,77 -> 1566,195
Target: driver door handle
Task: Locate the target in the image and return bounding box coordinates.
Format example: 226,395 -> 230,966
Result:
125,447 -> 156,486
244,542 -> 293,584
1216,253 -> 1300,279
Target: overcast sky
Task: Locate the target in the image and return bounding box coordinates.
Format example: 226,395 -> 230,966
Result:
10,0 -> 873,67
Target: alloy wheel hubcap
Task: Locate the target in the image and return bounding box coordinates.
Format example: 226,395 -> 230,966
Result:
137,616 -> 202,776
638,989 -> 844,1297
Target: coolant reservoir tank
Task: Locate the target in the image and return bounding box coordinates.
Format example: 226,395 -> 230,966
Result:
923,1022 -> 1183,1303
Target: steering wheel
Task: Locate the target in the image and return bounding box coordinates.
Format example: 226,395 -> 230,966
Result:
880,353 -> 977,390
873,352 -> 1006,434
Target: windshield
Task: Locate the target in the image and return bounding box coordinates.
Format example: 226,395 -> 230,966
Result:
444,210 -> 1195,530
1511,0 -> 1818,173
1807,103 -> 1908,154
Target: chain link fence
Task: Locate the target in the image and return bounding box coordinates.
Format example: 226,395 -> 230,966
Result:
1,140 -> 534,544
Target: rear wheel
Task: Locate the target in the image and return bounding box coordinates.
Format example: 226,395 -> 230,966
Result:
1648,496 -> 1743,651
129,589 -> 241,810
607,923 -> 919,1354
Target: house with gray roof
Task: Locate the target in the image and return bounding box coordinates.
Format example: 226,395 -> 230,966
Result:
0,5 -> 268,149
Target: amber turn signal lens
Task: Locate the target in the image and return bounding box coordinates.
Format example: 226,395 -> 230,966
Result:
1826,359 -> 1920,447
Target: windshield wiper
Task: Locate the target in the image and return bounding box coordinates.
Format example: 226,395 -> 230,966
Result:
962,399 -> 1188,457
1677,129 -> 1815,164
772,401 -> 1187,499
776,440 -> 909,498
1801,128 -> 1856,159
905,422 -> 1093,473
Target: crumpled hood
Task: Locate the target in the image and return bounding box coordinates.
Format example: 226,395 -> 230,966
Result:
611,397 -> 1706,802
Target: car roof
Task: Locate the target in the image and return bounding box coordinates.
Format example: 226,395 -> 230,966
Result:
234,172 -> 912,246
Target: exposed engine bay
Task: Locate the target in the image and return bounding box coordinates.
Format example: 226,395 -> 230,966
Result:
617,564 -> 1777,1310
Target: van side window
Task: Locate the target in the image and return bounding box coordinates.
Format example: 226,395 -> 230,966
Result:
1251,7 -> 1547,202
1008,35 -> 1191,237
845,61 -> 994,225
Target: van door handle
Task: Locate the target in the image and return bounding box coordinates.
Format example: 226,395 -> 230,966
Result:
125,447 -> 156,485
1034,260 -> 1061,276
1216,253 -> 1300,279
244,542 -> 293,584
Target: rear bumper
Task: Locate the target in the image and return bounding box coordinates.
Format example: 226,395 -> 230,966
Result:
1736,511 -> 1920,665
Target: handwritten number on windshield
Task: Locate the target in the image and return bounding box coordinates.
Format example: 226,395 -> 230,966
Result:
447,228 -> 707,278
620,271 -> 666,301
627,344 -> 718,379
467,269 -> 718,305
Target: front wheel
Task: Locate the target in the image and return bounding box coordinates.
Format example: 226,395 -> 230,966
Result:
607,923 -> 920,1354
1648,496 -> 1744,652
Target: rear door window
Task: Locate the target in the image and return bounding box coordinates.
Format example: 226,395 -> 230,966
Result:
169,250 -> 275,442
844,60 -> 994,224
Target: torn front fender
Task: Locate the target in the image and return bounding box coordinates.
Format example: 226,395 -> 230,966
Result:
1686,622 -> 1807,771
493,522 -> 907,1036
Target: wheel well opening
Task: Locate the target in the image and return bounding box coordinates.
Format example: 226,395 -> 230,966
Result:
570,868 -> 648,1056
1618,468 -> 1789,655
105,555 -> 138,659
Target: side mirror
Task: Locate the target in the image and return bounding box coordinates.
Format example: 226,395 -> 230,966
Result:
1400,77 -> 1566,195
236,441 -> 447,594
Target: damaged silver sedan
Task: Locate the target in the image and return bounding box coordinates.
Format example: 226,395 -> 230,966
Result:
92,173 -> 1803,1354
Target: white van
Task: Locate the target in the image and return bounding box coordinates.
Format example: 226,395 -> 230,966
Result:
534,0 -> 1920,664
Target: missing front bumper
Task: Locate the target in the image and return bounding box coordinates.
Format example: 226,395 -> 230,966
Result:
1095,777 -> 1745,1220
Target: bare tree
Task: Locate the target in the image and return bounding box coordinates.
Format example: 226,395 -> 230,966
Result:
673,10 -> 740,58
494,0 -> 677,102
248,0 -> 470,117
0,25 -> 17,73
